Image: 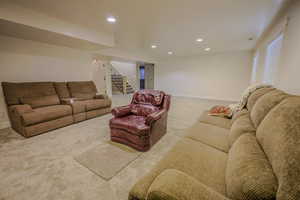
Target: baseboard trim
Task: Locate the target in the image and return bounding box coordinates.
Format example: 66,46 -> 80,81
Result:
173,95 -> 238,103
0,121 -> 10,129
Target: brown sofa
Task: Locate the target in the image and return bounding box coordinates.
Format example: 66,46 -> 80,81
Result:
129,88 -> 300,200
2,81 -> 111,137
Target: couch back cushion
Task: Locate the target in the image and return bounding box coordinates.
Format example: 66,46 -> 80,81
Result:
67,81 -> 97,100
20,95 -> 60,108
250,89 -> 288,128
246,87 -> 275,111
229,112 -> 255,147
226,134 -> 278,200
2,82 -> 57,105
256,97 -> 300,200
132,90 -> 165,106
54,82 -> 71,99
131,104 -> 159,116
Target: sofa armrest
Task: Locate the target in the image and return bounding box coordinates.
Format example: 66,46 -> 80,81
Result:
95,94 -> 109,99
61,98 -> 76,104
145,109 -> 166,125
111,105 -> 132,117
9,104 -> 33,116
147,169 -> 231,200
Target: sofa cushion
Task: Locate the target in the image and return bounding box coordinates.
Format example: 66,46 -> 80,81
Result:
250,89 -> 288,128
231,109 -> 248,124
71,101 -> 86,114
226,134 -> 278,200
20,95 -> 60,108
147,169 -> 229,200
198,111 -> 231,129
185,122 -> 230,152
24,116 -> 73,137
110,115 -> 150,134
229,113 -> 255,147
84,99 -> 111,111
257,97 -> 300,200
72,93 -> 95,100
131,104 -> 159,117
2,82 -> 56,105
67,81 -> 97,99
246,87 -> 275,111
21,105 -> 72,126
54,82 -> 71,99
129,138 -> 228,200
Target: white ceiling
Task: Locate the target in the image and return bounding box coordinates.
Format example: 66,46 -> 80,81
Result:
8,0 -> 288,59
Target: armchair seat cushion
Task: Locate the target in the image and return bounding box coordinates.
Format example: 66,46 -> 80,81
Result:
21,105 -> 72,126
84,99 -> 111,111
110,115 -> 150,134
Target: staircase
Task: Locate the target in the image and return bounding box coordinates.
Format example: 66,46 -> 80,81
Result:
111,74 -> 135,94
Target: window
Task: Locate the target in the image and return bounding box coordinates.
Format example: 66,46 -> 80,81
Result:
263,34 -> 284,85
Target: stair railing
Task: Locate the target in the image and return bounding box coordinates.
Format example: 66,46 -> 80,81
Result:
110,65 -> 135,94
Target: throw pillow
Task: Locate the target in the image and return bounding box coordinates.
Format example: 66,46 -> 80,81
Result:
208,105 -> 231,118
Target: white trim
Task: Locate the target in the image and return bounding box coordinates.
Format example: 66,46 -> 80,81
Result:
173,95 -> 238,103
0,121 -> 10,129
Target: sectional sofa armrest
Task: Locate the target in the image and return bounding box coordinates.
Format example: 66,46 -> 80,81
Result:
147,169 -> 231,200
95,94 -> 109,99
9,104 -> 33,116
61,98 -> 88,104
146,109 -> 167,125
111,105 -> 132,117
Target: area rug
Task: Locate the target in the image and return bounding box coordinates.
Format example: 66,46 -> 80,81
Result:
74,142 -> 142,180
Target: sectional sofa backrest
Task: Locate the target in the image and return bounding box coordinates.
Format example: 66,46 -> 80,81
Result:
227,88 -> 300,200
2,81 -> 98,107
2,82 -> 60,108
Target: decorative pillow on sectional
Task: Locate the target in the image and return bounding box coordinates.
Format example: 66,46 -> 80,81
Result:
20,95 -> 60,108
226,133 -> 278,200
131,104 -> 159,116
208,106 -> 232,118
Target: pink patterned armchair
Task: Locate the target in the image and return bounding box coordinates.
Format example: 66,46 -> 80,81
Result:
109,90 -> 171,151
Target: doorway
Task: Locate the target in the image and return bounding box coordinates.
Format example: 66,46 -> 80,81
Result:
139,66 -> 145,90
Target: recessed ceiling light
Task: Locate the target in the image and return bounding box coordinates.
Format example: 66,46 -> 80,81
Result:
168,51 -> 173,55
151,45 -> 157,49
205,48 -> 211,51
106,16 -> 116,23
196,38 -> 204,42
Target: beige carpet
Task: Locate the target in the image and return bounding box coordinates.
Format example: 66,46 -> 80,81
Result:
0,95 -> 232,200
75,142 -> 141,180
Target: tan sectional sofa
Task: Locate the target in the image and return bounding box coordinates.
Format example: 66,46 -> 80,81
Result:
129,88 -> 300,200
2,81 -> 111,137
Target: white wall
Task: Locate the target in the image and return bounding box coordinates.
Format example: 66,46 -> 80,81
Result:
155,51 -> 253,101
276,0 -> 300,94
251,0 -> 300,95
111,61 -> 138,90
0,35 -> 102,129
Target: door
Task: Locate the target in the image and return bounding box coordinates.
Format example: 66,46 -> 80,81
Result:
139,66 -> 145,90
145,64 -> 154,89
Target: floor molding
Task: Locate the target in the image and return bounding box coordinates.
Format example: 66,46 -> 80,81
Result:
173,95 -> 238,103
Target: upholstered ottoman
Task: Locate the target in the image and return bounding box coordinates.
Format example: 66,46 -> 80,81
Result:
109,90 -> 171,152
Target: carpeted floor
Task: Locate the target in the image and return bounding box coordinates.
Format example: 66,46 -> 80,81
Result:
0,95 -> 232,200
